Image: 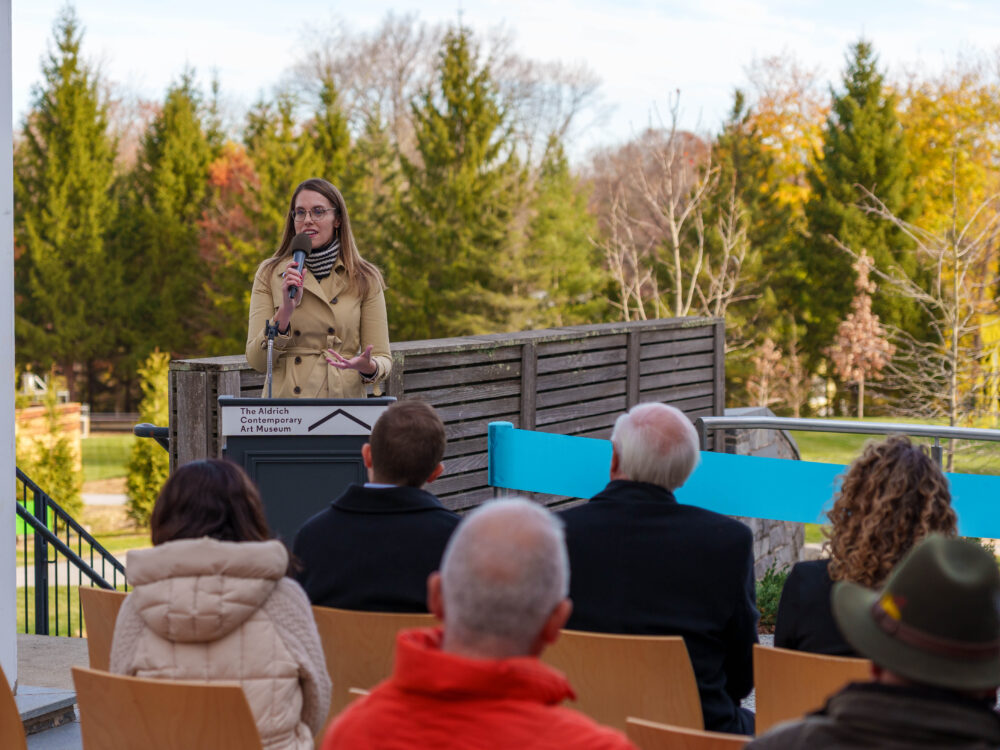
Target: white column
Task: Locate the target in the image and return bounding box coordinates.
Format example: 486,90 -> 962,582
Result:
0,0 -> 17,686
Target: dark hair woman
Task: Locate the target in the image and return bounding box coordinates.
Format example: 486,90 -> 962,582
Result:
110,459 -> 331,749
774,435 -> 957,655
246,178 -> 391,398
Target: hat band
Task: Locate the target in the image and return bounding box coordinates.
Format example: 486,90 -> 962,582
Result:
871,600 -> 1000,660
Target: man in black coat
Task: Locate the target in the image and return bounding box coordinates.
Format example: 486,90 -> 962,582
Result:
559,402 -> 758,735
293,400 -> 460,612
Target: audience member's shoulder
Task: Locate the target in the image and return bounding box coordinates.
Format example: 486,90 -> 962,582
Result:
745,715 -> 823,749
787,558 -> 831,584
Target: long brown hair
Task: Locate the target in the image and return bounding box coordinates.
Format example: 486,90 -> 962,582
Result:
264,178 -> 384,298
826,435 -> 957,587
151,459 -> 272,545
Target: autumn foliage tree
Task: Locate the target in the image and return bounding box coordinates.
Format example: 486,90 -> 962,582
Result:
827,251 -> 894,418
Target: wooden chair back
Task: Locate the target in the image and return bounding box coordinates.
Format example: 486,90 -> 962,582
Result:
311,606 -> 435,719
753,644 -> 871,734
541,629 -> 703,731
79,588 -> 128,671
72,666 -> 262,750
1,667 -> 27,750
626,717 -> 749,750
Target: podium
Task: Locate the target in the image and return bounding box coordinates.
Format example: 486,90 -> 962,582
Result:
220,397 -> 395,542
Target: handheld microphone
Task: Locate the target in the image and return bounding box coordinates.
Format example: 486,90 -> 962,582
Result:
288,233 -> 312,300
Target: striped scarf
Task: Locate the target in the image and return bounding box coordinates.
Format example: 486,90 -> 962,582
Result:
305,238 -> 340,280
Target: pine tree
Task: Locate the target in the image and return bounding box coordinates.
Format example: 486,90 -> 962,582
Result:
116,72 -> 214,365
709,90 -> 800,400
523,136 -> 609,327
340,110 -> 404,298
14,8 -> 118,401
397,27 -> 527,340
245,93 -> 324,242
311,78 -> 351,185
801,40 -> 919,370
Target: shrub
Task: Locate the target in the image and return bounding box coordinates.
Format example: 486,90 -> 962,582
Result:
756,562 -> 790,632
126,351 -> 170,524
18,378 -> 83,518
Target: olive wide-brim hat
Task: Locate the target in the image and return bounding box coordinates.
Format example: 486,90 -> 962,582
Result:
832,534 -> 1000,691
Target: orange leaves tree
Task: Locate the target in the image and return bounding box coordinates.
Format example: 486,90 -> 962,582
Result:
827,251 -> 894,418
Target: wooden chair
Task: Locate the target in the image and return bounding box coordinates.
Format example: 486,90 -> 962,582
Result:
1,667 -> 27,750
72,666 -> 262,750
541,630 -> 703,731
626,717 -> 749,750
311,606 -> 434,719
79,588 -> 128,671
753,644 -> 871,734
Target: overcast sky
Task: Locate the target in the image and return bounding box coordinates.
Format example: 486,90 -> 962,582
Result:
12,1 -> 1000,157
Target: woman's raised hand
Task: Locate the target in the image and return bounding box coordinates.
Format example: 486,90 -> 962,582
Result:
325,345 -> 377,377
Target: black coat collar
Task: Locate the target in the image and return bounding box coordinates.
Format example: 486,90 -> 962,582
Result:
331,484 -> 447,514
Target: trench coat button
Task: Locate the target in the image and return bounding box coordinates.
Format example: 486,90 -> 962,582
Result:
294,356 -> 302,364
294,330 -> 301,337
331,297 -> 338,304
327,327 -> 335,334
293,386 -> 301,395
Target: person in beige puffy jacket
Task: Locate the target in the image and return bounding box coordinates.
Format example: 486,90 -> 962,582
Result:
110,459 -> 332,750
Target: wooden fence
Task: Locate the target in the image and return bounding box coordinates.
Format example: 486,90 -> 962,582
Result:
169,317 -> 725,511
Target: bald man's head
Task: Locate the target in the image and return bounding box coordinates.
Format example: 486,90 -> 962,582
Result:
610,402 -> 699,490
434,498 -> 570,659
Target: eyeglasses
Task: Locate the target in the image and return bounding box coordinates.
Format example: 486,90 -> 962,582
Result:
291,207 -> 336,223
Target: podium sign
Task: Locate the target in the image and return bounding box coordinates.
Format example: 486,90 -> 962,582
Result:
220,397 -> 394,542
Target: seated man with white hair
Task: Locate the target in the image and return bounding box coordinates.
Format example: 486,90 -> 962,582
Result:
560,402 -> 758,735
321,498 -> 635,750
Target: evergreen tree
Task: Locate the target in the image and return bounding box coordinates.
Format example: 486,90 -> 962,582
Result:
524,136 -> 609,327
126,351 -> 170,524
709,91 -> 800,399
801,40 -> 920,369
397,27 -> 526,340
340,110 -> 404,295
245,93 -> 324,243
14,8 -> 118,401
310,78 -> 351,185
115,72 -> 213,365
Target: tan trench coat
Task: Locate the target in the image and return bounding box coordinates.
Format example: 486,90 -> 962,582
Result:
246,257 -> 391,398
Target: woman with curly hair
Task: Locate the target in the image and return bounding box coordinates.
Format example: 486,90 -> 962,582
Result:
774,435 -> 957,655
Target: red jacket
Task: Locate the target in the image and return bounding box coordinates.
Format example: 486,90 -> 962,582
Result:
322,627 -> 636,750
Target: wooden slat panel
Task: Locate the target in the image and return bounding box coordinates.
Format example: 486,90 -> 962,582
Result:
432,470 -> 488,496
713,320 -> 726,417
537,364 -> 627,391
641,336 -> 716,359
536,395 -> 628,427
537,334 -> 626,356
638,381 -> 714,403
445,416 -> 518,441
400,347 -> 522,371
640,326 -> 718,345
404,361 -> 521,390
441,452 -> 489,475
435,397 -> 521,423
175,372 -> 208,467
444,434 -> 491,459
408,380 -> 522,408
639,352 -> 717,375
537,349 -> 626,375
640,367 -> 715,391
539,411 -> 621,436
440,486 -> 496,512
536,380 -> 626,410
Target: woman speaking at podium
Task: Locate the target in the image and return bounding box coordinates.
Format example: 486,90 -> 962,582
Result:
246,178 -> 391,398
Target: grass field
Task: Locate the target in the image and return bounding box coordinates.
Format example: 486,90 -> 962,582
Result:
18,583 -> 128,637
82,433 -> 135,483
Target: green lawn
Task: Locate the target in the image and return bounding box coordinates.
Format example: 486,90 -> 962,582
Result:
81,433 -> 135,483
18,583 -> 128,637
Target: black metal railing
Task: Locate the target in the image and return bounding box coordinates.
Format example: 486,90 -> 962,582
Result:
15,467 -> 128,637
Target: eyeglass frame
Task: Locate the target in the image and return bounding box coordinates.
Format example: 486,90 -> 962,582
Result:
291,207 -> 338,223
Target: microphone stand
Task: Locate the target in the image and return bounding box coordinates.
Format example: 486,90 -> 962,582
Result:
265,320 -> 279,398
